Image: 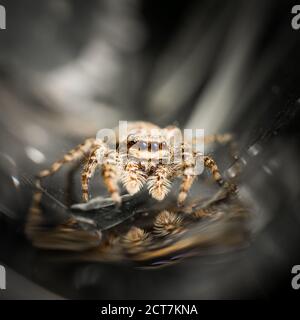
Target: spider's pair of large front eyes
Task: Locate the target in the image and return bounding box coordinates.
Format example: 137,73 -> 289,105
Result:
129,140 -> 167,151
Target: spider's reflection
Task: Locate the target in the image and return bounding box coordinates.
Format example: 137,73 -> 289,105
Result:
25,166 -> 251,268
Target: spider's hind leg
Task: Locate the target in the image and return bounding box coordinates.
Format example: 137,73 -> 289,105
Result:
204,133 -> 239,161
203,133 -> 233,145
38,138 -> 96,178
203,155 -> 237,194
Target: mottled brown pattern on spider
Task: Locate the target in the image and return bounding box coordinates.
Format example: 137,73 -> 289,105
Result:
37,121 -> 235,206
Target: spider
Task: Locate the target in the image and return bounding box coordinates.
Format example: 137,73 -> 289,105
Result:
38,121 -> 235,206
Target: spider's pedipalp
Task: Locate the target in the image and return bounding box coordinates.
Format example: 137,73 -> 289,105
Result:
38,138 -> 95,178
121,160 -> 147,195
147,165 -> 171,201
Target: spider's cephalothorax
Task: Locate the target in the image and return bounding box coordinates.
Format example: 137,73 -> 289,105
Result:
38,121 -> 234,206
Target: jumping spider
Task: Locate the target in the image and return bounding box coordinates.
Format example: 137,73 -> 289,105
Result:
38,121 -> 235,206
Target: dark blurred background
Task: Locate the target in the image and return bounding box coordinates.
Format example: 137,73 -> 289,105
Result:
0,0 -> 300,299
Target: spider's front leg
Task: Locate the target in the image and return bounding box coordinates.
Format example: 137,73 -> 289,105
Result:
81,146 -> 122,204
178,174 -> 196,206
177,153 -> 229,205
38,138 -> 96,178
177,152 -> 197,206
101,150 -> 122,205
179,152 -> 226,190
81,145 -> 103,202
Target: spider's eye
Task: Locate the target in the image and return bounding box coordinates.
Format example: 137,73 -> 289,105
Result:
138,141 -> 148,151
127,134 -> 137,148
161,142 -> 167,150
127,134 -> 135,142
151,142 -> 160,152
